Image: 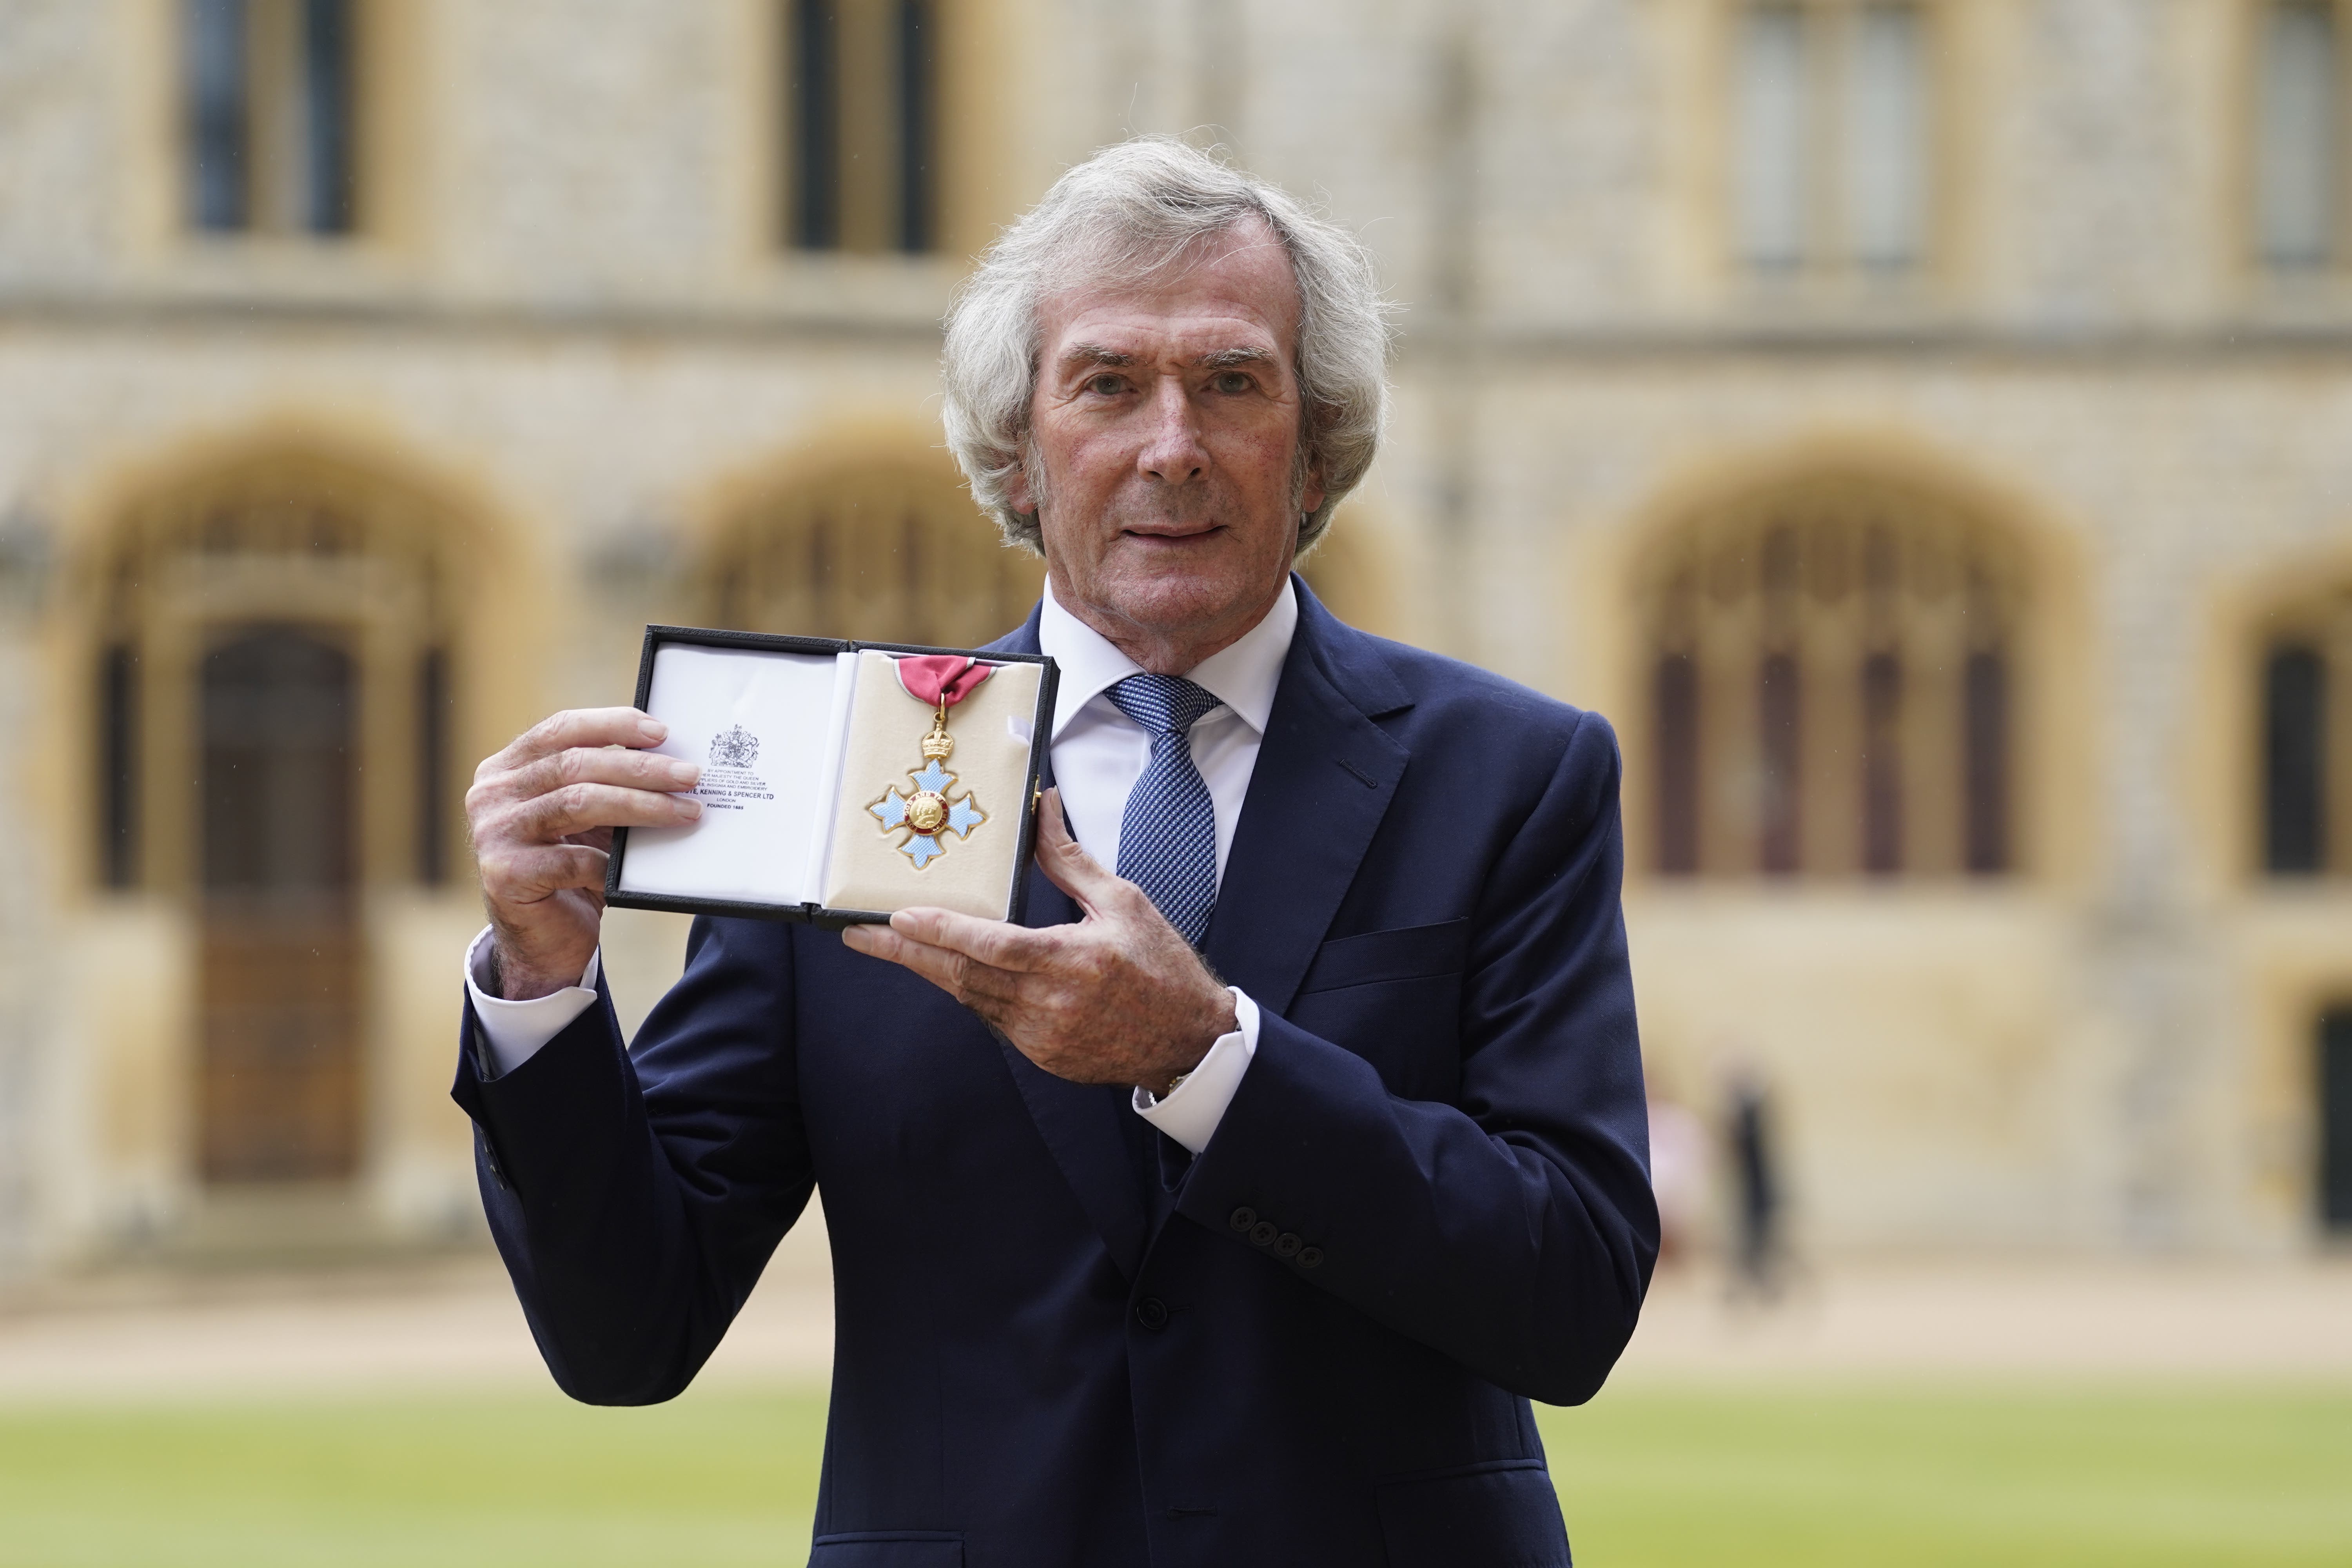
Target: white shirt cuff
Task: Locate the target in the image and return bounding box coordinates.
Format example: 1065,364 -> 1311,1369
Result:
464,926 -> 601,1078
1131,988 -> 1259,1156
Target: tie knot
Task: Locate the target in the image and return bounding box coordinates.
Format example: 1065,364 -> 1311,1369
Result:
1107,674 -> 1222,738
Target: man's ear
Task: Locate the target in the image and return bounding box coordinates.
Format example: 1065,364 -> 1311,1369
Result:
1005,456 -> 1037,516
1299,453 -> 1328,521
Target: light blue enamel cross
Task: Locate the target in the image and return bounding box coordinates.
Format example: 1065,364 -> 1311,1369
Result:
869,759 -> 987,869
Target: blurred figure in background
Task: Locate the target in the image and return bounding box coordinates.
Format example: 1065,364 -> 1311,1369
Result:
1724,1065 -> 1783,1302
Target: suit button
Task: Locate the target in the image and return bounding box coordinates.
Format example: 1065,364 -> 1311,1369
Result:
1274,1232 -> 1302,1258
1135,1296 -> 1169,1332
1229,1207 -> 1256,1232
1298,1247 -> 1324,1269
1249,1221 -> 1278,1248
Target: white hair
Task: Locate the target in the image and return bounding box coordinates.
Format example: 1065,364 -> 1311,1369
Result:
940,136 -> 1392,556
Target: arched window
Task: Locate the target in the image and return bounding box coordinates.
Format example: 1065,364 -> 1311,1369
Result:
706,461 -> 1042,647
2258,587 -> 2350,875
93,450 -> 461,1183
1639,476 -> 2026,878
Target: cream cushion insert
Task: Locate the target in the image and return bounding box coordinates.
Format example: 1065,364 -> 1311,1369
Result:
821,651 -> 1042,920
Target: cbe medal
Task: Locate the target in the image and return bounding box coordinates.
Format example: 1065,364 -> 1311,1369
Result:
868,655 -> 992,870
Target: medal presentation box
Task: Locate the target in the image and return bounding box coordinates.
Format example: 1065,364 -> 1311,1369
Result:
604,626 -> 1058,927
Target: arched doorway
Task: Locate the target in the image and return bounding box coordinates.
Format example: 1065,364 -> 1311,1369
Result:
92,446 -> 466,1190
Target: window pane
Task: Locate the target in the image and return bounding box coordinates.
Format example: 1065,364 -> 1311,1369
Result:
895,0 -> 935,253
301,0 -> 356,233
186,0 -> 250,231
1737,5 -> 1811,268
1861,651 -> 1904,872
2322,1009 -> 2352,1230
2265,644 -> 2328,872
789,0 -> 842,249
1656,653 -> 1702,874
1846,3 -> 1926,268
1964,648 -> 2009,874
416,646 -> 449,886
99,644 -> 140,889
1760,651 -> 1803,872
2260,0 -> 2338,268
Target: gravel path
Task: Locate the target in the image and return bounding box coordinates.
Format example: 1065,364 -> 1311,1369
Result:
3,1223 -> 2347,1405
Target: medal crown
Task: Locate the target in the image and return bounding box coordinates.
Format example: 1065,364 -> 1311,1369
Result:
920,729 -> 955,760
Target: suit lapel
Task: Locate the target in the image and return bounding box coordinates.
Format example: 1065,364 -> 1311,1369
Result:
1203,581 -> 1413,1015
981,610 -> 1151,1280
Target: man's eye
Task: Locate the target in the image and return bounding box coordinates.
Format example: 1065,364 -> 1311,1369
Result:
1086,374 -> 1128,395
1212,371 -> 1252,394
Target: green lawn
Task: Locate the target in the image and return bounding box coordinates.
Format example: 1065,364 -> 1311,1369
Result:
1,1381 -> 2346,1566
1544,1385 -> 2352,1567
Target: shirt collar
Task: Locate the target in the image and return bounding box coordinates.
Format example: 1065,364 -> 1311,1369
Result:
1039,575 -> 1298,741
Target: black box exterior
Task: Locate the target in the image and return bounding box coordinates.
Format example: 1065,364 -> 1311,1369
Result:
603,624 -> 1058,927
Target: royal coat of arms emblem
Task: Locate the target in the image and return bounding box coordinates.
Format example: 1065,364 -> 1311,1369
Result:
708,724 -> 760,769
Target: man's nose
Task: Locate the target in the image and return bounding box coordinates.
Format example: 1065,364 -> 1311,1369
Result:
1136,374 -> 1208,484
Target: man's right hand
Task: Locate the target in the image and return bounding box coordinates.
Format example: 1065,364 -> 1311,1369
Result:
466,708 -> 703,1000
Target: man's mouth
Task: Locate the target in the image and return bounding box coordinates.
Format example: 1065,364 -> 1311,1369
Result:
1120,523 -> 1225,543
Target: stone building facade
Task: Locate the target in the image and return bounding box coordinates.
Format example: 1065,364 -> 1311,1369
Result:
2,0 -> 2350,1278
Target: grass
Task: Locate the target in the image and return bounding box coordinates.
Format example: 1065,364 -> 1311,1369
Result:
1541,1384 -> 2352,1566
0,1381 -> 2347,1566
0,1391 -> 826,1568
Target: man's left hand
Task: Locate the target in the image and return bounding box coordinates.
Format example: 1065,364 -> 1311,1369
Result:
840,789 -> 1235,1096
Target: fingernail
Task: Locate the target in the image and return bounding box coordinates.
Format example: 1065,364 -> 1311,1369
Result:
679,798 -> 702,818
667,760 -> 700,785
637,717 -> 666,742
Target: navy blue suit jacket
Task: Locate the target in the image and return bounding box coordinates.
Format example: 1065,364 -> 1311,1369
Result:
453,582 -> 1656,1568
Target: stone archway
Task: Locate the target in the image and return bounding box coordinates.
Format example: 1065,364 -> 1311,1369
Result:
91,442 -> 474,1187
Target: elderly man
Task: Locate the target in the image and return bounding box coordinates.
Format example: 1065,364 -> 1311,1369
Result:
456,138 -> 1654,1568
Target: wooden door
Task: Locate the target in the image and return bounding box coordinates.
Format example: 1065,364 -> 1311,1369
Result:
198,626 -> 360,1183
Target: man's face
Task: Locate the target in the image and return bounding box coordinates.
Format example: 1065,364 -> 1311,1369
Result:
1010,219 -> 1325,663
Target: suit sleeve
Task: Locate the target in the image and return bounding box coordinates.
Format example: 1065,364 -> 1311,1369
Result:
450,916 -> 813,1405
1172,710 -> 1657,1406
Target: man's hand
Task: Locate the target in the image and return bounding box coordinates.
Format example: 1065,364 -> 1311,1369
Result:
466,708 -> 703,1001
841,790 -> 1236,1095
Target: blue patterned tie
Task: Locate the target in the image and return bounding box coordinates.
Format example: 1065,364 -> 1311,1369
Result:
1106,675 -> 1223,946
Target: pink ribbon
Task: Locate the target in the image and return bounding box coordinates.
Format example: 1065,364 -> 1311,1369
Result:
894,654 -> 993,708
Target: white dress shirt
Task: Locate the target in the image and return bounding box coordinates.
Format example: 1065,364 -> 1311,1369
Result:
463,575 -> 1296,1154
